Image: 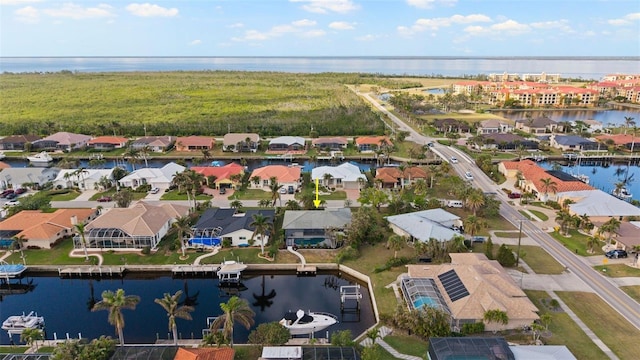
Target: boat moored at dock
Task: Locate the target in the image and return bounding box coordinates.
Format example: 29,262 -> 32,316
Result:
2,311 -> 45,335
279,309 -> 338,336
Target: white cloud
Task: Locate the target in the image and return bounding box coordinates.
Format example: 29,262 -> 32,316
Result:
126,3 -> 178,17
189,39 -> 201,46
43,3 -> 115,20
229,22 -> 244,28
0,0 -> 42,5
290,0 -> 359,14
301,29 -> 325,37
608,12 -> 640,26
491,19 -> 530,34
355,34 -> 377,41
292,19 -> 316,26
530,19 -> 573,32
400,13 -> 491,35
329,21 -> 354,30
15,5 -> 39,23
406,0 -> 457,9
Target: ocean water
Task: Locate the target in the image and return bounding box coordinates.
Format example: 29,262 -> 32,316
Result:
1,57 -> 638,79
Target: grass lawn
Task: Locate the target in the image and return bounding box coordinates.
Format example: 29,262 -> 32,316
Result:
89,189 -> 148,201
593,264 -> 640,277
383,334 -> 428,358
518,210 -> 533,220
519,245 -> 565,274
527,209 -> 549,221
525,290 -> 607,360
48,189 -> 82,201
556,291 -> 640,360
230,189 -> 273,200
493,231 -> 521,238
0,347 -> 29,353
4,238 -> 86,265
319,190 -> 347,200
198,248 -> 276,265
620,286 -> 640,303
37,346 -> 55,353
160,190 -> 211,201
550,229 -> 603,256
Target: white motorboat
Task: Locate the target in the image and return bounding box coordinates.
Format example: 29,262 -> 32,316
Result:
0,151 -> 5,160
27,151 -> 53,165
279,309 -> 338,335
217,260 -> 247,283
2,311 -> 45,335
612,187 -> 632,200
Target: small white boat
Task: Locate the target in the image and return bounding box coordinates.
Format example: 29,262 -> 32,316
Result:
2,311 -> 45,335
279,309 -> 338,335
27,151 -> 53,164
612,187 -> 632,200
0,151 -> 5,160
217,260 -> 247,283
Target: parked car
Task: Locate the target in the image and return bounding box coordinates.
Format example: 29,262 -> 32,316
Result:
149,187 -> 160,194
4,200 -> 19,207
1,189 -> 14,198
279,187 -> 287,194
508,192 -> 522,199
97,196 -> 112,202
605,249 -> 628,259
5,192 -> 17,200
450,157 -> 459,164
14,188 -> 27,195
287,186 -> 295,194
219,187 -> 227,195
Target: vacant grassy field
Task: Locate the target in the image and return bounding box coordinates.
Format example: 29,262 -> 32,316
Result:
520,245 -> 565,274
620,285 -> 640,303
525,290 -> 607,360
550,229 -> 604,256
594,264 -> 640,277
527,209 -> 549,221
0,72 -> 420,137
556,291 -> 640,360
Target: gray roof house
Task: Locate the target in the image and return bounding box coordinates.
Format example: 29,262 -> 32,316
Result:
0,167 -> 60,189
550,135 -> 599,151
131,136 -> 176,152
191,208 -> 275,248
515,117 -> 561,134
311,163 -> 366,190
222,133 -> 260,152
282,208 -> 352,248
268,136 -> 306,152
385,208 -> 462,242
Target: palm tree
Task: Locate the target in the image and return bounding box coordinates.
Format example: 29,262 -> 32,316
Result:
74,222 -> 90,262
186,170 -> 205,211
464,215 -> 486,237
173,215 -> 193,258
268,176 -> 283,207
555,210 -> 573,235
20,328 -> 43,351
230,199 -> 243,210
586,236 -> 600,254
598,217 -> 621,245
540,177 -> 558,201
12,235 -> 27,265
209,296 -> 255,347
386,234 -> 405,259
624,116 -> 635,134
124,147 -> 140,171
154,290 -> 194,345
250,213 -> 272,255
201,149 -> 211,165
251,176 -> 261,188
92,289 -> 140,346
465,189 -> 485,216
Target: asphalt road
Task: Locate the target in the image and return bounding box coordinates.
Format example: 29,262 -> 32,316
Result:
358,91 -> 640,331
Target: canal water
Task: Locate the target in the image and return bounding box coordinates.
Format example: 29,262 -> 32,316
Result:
0,272 -> 375,345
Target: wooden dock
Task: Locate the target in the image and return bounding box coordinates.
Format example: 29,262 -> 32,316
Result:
297,265 -> 317,276
172,265 -> 219,277
58,266 -> 125,278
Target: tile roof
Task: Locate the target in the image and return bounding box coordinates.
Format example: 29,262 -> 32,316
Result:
250,165 -> 301,183
375,166 -> 428,183
407,253 -> 539,323
176,136 -> 216,147
516,117 -> 557,128
133,136 -> 175,147
0,161 -> 9,169
595,134 -> 640,145
37,132 -> 91,146
174,347 -> 234,360
223,133 -> 260,145
0,209 -> 96,241
501,160 -> 593,193
88,136 -> 129,145
268,136 -> 305,146
87,202 -> 189,237
0,135 -> 41,144
191,163 -> 245,181
311,137 -> 348,146
355,136 -> 392,146
311,163 -> 366,183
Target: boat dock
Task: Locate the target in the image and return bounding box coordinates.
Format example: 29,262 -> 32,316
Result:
172,265 -> 219,277
340,284 -> 362,311
0,262 -> 27,279
58,266 -> 125,278
286,246 -> 317,276
217,261 -> 247,283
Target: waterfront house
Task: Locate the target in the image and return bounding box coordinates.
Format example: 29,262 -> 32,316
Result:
79,202 -> 189,250
311,137 -> 349,151
514,117 -> 561,134
498,160 -> 593,201
118,162 -> 185,190
131,136 -> 176,152
311,163 -> 366,190
222,133 -> 260,152
0,208 -> 98,249
405,253 -> 539,332
427,337 -> 576,360
432,119 -> 471,134
32,132 -> 91,151
174,347 -> 235,360
582,119 -> 604,133
476,119 -> 513,134
191,208 -> 275,248
385,209 -> 462,243
595,134 -> 640,151
0,135 -> 41,151
355,136 -> 393,153
249,165 -> 301,192
175,136 -> 215,152
191,163 -> 245,190
375,166 -> 428,189
549,134 -> 599,151
52,168 -> 115,190
0,167 -> 59,189
87,136 -> 129,151
473,133 -> 538,151
282,208 -> 352,248
267,136 -> 306,152
557,190 -> 640,223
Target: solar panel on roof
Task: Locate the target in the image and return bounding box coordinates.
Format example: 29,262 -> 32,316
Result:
438,269 -> 469,301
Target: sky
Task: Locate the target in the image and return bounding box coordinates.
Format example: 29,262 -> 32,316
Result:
1,0 -> 639,57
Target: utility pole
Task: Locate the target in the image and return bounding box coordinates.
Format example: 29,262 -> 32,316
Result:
516,220 -> 523,267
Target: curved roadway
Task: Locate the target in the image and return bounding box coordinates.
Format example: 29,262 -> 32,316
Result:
359,91 -> 640,331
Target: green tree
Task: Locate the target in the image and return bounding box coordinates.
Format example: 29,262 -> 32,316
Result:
496,244 -> 517,267
483,309 -> 509,330
247,322 -> 290,345
358,187 -> 389,212
112,189 -> 133,208
51,336 -> 116,360
464,215 -> 487,237
12,235 -> 27,265
386,234 -> 405,259
91,289 -> 141,346
209,296 -> 255,347
598,217 -> 621,245
484,236 -> 494,259
540,177 -> 558,201
250,213 -> 273,255
20,327 -> 44,351
74,222 -> 90,262
330,330 -> 355,346
154,290 -> 195,345
465,189 -> 485,216
268,176 -> 283,207
173,215 -> 193,258
587,236 -> 600,254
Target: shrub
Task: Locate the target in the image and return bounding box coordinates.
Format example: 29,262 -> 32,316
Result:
141,246 -> 151,255
335,246 -> 359,264
222,238 -> 232,248
461,322 -> 485,335
374,256 -> 410,273
497,244 -> 516,267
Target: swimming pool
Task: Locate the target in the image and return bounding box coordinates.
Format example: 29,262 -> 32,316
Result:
413,295 -> 439,309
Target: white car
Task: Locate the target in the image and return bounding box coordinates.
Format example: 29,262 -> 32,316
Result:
4,200 -> 19,207
450,157 -> 459,164
464,171 -> 474,181
279,187 -> 287,194
149,187 -> 160,194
